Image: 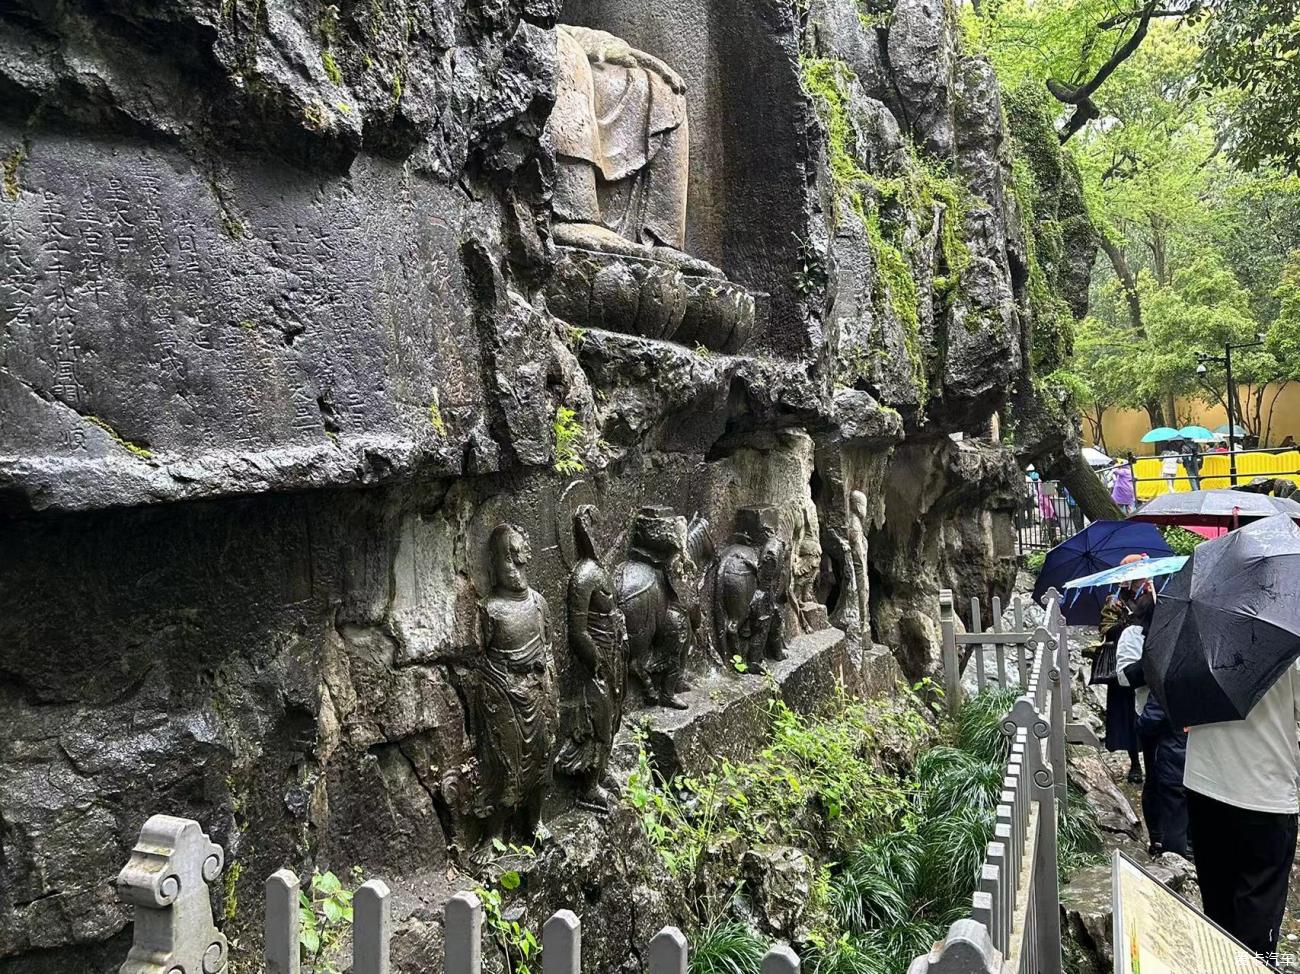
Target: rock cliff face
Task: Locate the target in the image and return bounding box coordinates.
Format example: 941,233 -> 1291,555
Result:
0,0 -> 1091,971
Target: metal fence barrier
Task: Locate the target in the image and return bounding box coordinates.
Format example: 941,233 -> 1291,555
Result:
1015,482 -> 1082,555
915,588 -> 1096,973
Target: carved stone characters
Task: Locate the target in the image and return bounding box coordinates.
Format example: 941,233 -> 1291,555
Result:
715,506 -> 790,674
615,506 -> 710,709
466,523 -> 556,858
556,505 -> 628,811
548,25 -> 712,274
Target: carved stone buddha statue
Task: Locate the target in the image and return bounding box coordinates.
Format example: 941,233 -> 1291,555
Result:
549,25 -> 716,277
544,25 -> 756,352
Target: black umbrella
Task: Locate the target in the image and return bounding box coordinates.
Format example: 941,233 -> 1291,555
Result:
1144,514 -> 1300,727
1131,488 -> 1300,528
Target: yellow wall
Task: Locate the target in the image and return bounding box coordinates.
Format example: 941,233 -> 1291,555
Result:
1088,383 -> 1300,456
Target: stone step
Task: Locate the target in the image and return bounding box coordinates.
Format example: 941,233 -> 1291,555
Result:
610,627 -> 894,780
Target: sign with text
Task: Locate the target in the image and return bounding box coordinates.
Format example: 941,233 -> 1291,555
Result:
1113,851 -> 1272,973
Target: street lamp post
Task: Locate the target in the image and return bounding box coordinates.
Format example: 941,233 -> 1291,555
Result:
1197,337 -> 1265,487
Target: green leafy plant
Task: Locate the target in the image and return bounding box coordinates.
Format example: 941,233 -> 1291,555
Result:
477,885 -> 541,974
688,919 -> 768,974
474,839 -> 540,974
1024,550 -> 1048,575
298,868 -> 361,973
953,687 -> 1020,765
553,406 -> 585,475
1162,526 -> 1206,556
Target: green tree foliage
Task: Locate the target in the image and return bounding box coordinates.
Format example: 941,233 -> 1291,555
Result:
972,1 -> 1300,443
1198,1 -> 1300,174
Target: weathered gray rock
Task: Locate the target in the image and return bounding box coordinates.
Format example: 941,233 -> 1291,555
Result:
1060,863 -> 1113,974
612,628 -> 855,780
1067,747 -> 1141,840
742,845 -> 814,938
0,0 -> 1094,969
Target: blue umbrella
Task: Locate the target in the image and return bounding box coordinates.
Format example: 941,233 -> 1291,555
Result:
1213,423 -> 1247,438
1031,521 -> 1175,625
1178,425 -> 1215,442
1141,427 -> 1181,443
1062,556 -> 1189,590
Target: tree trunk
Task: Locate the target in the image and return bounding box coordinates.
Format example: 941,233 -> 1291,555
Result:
1051,452 -> 1124,522
1099,234 -> 1143,332
1163,393 -> 1178,428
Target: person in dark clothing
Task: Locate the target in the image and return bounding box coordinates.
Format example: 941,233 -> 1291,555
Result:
1097,590 -> 1142,783
1182,440 -> 1203,490
1116,590 -> 1190,858
1183,658 -> 1300,963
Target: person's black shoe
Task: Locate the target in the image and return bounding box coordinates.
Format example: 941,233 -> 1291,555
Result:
1127,767 -> 1144,784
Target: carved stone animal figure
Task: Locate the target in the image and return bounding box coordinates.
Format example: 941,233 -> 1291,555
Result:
615,506 -> 704,709
715,534 -> 789,673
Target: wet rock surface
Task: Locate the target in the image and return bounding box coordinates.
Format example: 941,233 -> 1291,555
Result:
0,0 -> 1092,969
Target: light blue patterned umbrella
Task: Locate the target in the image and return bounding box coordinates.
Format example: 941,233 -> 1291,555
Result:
1062,556 -> 1189,589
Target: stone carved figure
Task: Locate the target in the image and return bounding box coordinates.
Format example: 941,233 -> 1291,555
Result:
822,528 -> 860,633
848,491 -> 870,632
788,497 -> 826,632
116,815 -> 228,974
549,25 -> 710,274
615,506 -> 709,709
467,523 -> 556,858
556,505 -> 628,811
715,506 -> 790,674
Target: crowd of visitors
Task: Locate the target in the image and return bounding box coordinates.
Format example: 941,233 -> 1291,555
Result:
1089,553 -> 1300,964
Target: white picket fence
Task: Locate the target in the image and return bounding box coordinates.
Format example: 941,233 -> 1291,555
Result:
909,588 -> 1095,974
113,814 -> 803,974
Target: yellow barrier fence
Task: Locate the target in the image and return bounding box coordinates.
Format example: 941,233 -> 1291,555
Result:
1133,450 -> 1300,500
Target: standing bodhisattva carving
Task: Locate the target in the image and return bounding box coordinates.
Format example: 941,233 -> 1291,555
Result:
848,491 -> 870,633
468,523 -> 556,859
556,505 -> 628,811
116,815 -> 228,974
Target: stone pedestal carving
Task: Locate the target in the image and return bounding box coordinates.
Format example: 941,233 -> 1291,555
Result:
547,248 -> 756,352
714,506 -> 790,674
116,815 -> 228,974
467,524 -> 556,858
556,505 -> 628,811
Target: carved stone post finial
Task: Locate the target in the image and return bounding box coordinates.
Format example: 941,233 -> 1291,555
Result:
116,815 -> 228,974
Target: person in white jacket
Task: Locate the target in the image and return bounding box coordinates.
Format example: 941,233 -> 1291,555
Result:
1182,661 -> 1300,962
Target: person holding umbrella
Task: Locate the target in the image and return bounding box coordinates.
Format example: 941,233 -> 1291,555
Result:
1112,561 -> 1189,858
1140,515 -> 1300,961
1110,456 -> 1136,514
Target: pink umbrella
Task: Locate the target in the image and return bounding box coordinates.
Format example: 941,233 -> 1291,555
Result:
1183,525 -> 1228,540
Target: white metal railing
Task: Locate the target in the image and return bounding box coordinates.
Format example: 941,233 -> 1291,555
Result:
912,588 -> 1096,974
